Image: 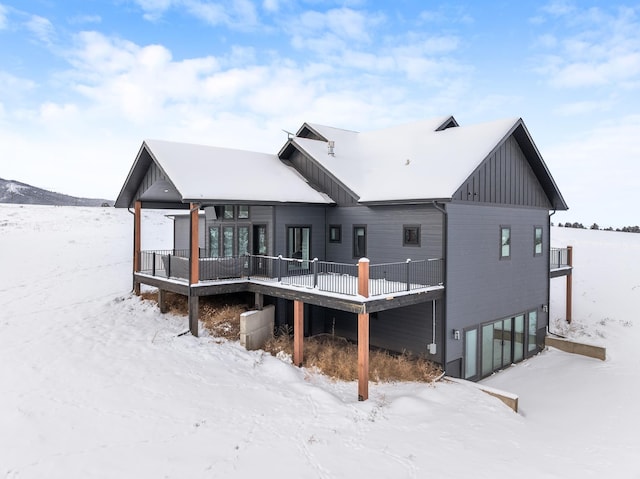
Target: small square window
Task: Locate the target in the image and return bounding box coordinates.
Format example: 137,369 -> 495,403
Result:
403,225 -> 420,246
329,225 -> 341,243
223,205 -> 234,219
500,226 -> 511,259
534,226 -> 543,256
238,205 -> 249,219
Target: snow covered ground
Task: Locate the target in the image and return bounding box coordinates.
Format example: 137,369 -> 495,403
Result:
1,204 -> 638,478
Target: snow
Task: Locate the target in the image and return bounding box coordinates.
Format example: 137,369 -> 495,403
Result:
292,117 -> 522,203
1,204 -> 639,478
140,139 -> 332,204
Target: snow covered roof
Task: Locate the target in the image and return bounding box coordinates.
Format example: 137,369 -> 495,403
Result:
288,117 -> 520,203
115,139 -> 333,208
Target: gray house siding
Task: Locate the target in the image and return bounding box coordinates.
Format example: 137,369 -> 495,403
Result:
286,150 -> 358,206
173,215 -> 206,251
444,202 -> 550,376
325,205 -> 444,264
330,300 -> 444,362
454,135 -> 551,209
135,160 -> 167,201
273,204 -> 327,259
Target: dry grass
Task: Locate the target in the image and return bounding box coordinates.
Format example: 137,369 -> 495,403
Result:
264,332 -> 442,383
140,290 -> 250,340
141,291 -> 442,382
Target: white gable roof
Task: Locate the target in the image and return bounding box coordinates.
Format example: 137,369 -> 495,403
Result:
291,117 -> 520,203
145,139 -> 332,204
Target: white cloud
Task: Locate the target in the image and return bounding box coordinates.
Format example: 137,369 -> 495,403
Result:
25,14 -> 55,45
132,0 -> 259,28
68,14 -> 102,25
552,99 -> 612,116
533,5 -> 640,89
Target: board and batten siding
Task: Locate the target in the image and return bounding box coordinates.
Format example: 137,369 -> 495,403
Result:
444,202 -> 550,369
454,135 -> 551,208
286,149 -> 358,206
325,204 -> 444,264
134,160 -> 167,201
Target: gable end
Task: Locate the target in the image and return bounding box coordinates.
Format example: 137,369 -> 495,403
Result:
453,134 -> 551,208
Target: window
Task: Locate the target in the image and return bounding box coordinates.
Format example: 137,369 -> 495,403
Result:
353,225 -> 367,258
208,227 -> 220,258
329,225 -> 341,243
534,226 -> 543,256
238,205 -> 249,219
500,226 -> 511,259
223,205 -> 234,219
223,226 -> 234,257
464,328 -> 478,380
238,226 -> 249,256
287,226 -> 311,267
403,225 -> 421,246
528,310 -> 538,352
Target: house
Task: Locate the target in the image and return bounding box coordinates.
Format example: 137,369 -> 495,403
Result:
115,115 -> 572,399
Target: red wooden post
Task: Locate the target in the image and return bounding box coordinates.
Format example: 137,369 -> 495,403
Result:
189,203 -> 199,285
133,200 -> 141,295
358,313 -> 370,401
357,258 -> 370,401
358,258 -> 369,298
566,246 -> 573,324
293,300 -> 304,367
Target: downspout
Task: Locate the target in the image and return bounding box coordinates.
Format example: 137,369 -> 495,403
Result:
432,201 -> 448,371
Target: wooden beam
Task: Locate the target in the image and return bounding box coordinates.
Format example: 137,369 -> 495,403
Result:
566,245 -> 573,324
133,200 -> 141,295
293,300 -> 304,367
189,203 -> 199,285
358,258 -> 370,298
358,313 -> 370,401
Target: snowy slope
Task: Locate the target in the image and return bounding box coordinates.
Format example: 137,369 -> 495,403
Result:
0,205 -> 638,478
0,178 -> 112,206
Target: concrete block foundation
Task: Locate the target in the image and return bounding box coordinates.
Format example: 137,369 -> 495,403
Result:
240,305 -> 275,350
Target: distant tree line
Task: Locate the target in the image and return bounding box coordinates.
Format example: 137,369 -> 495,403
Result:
552,222 -> 640,233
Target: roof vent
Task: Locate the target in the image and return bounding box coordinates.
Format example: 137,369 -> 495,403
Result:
327,140 -> 335,156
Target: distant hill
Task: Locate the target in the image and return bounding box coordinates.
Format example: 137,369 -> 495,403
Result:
0,178 -> 113,207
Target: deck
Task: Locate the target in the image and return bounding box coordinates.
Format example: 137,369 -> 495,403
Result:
135,252 -> 445,314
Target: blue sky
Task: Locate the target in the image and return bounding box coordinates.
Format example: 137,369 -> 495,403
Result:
1,0 -> 639,227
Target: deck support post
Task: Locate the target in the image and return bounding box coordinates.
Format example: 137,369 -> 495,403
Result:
293,300 -> 304,367
358,313 -> 370,401
566,246 -> 573,324
254,292 -> 264,310
158,289 -> 168,313
133,200 -> 141,295
188,203 -> 200,336
188,294 -> 199,337
357,258 -> 370,401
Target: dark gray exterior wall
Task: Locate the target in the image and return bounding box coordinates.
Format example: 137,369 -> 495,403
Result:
286,149 -> 357,206
272,204 -> 327,259
444,202 -> 550,369
331,300 -> 444,363
325,204 -> 444,263
324,204 -> 445,361
453,135 -> 552,209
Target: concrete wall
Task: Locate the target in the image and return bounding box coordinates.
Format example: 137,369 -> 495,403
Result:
240,305 -> 275,350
